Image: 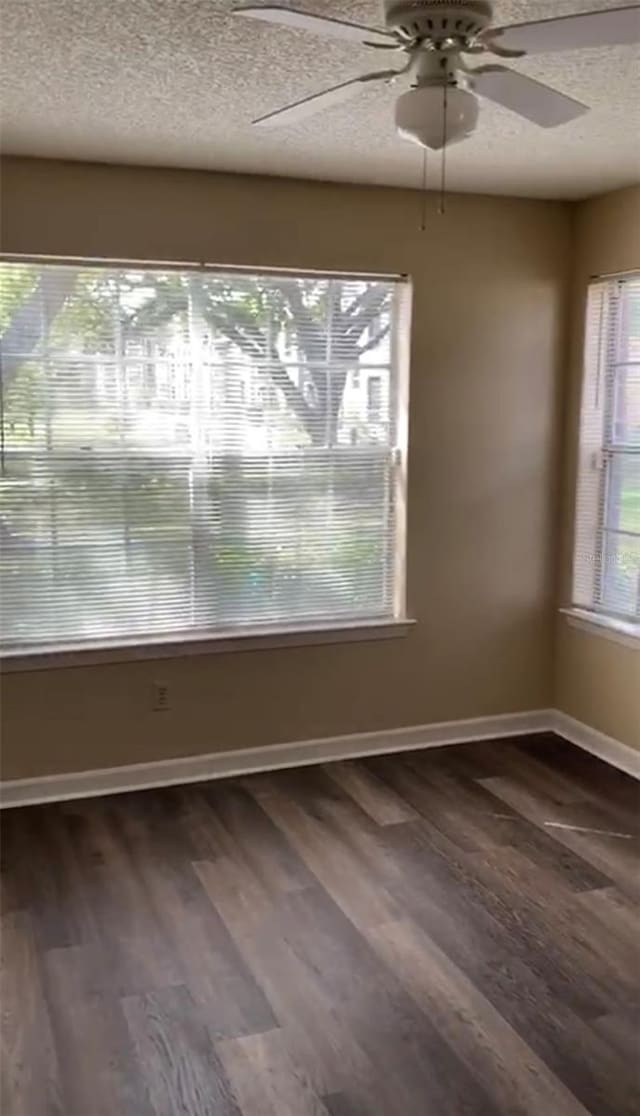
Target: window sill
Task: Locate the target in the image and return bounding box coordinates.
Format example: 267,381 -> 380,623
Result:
561,608 -> 640,650
0,618 -> 416,673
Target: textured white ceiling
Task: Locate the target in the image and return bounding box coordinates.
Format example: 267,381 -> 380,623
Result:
1,0 -> 639,198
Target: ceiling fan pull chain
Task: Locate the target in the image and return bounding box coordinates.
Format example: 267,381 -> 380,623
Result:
439,82 -> 448,215
420,145 -> 429,231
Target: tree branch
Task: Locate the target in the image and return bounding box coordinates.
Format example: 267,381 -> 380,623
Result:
343,284 -> 388,321
202,303 -> 316,437
0,270 -> 77,387
357,322 -> 391,357
270,281 -> 327,363
341,286 -> 391,344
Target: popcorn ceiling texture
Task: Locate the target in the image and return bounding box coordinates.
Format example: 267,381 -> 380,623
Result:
1,0 -> 638,198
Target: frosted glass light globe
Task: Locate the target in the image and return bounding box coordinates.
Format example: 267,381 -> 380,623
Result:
395,85 -> 480,150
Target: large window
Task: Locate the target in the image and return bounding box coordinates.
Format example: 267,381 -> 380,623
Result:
573,274 -> 640,626
0,261 -> 409,653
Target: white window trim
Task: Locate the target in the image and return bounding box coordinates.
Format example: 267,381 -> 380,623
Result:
560,607 -> 640,650
0,618 -> 416,673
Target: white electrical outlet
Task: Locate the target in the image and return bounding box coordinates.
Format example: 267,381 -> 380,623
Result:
152,682 -> 170,712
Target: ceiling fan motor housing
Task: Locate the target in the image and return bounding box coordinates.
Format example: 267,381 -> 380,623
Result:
383,1 -> 493,42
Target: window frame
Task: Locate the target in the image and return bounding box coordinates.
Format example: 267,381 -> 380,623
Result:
0,254 -> 414,665
599,283 -> 639,618
569,272 -> 640,640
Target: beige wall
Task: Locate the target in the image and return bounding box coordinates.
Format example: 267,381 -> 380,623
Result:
0,157 -> 570,779
556,185 -> 640,751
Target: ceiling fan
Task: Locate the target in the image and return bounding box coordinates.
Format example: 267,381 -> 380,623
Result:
233,2 -> 640,149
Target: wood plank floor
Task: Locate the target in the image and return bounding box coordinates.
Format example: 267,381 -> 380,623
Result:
1,732 -> 639,1116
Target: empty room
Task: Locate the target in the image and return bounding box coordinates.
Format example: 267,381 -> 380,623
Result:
0,2 -> 639,1114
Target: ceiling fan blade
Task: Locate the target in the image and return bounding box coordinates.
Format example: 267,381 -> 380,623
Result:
486,4 -> 640,55
252,70 -> 397,127
233,4 -> 394,45
470,66 -> 589,127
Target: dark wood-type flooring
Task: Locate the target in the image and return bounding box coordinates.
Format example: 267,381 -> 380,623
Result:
1,732 -> 639,1116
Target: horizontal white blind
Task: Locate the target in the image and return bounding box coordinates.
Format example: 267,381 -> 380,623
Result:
0,262 -> 408,651
573,274 -> 640,622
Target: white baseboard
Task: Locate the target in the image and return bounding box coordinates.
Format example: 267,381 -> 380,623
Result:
1,708 -> 637,809
0,710 -> 550,809
549,710 -> 640,780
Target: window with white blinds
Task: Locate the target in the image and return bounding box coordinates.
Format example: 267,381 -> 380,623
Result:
572,274 -> 640,625
0,261 -> 409,653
